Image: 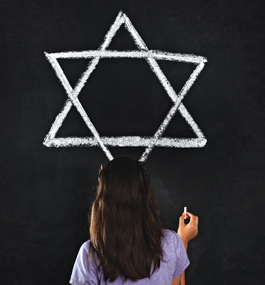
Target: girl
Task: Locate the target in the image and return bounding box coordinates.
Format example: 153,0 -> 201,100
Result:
70,157 -> 198,285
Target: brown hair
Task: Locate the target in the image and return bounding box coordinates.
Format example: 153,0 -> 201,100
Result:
88,157 -> 165,282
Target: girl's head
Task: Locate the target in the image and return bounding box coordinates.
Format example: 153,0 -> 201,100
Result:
89,157 -> 165,282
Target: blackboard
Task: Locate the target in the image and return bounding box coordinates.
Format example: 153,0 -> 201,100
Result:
1,0 -> 265,284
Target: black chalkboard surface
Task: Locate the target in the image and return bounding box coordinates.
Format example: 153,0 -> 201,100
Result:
1,0 -> 265,284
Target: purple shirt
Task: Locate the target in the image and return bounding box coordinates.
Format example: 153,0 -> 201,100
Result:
70,229 -> 189,285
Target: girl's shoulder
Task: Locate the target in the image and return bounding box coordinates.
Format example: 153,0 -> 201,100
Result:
75,240 -> 91,259
162,228 -> 178,240
162,229 -> 183,250
79,240 -> 91,251
79,240 -> 100,261
70,240 -> 101,285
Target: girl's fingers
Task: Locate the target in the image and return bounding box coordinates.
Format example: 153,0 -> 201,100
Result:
193,215 -> 198,225
186,211 -> 193,221
186,211 -> 198,226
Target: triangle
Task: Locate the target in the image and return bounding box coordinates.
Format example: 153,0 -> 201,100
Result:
157,60 -> 196,96
107,25 -> 138,51
162,109 -> 198,138
56,106 -> 93,137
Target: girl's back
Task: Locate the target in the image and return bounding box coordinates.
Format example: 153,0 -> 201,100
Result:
70,229 -> 189,285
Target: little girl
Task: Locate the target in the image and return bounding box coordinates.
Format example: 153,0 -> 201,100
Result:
70,157 -> 198,285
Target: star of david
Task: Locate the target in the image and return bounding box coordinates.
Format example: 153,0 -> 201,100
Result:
44,11 -> 207,162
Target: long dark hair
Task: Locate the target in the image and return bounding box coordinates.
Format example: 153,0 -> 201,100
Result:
88,157 -> 166,282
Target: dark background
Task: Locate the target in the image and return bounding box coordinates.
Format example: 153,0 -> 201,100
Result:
1,0 -> 265,284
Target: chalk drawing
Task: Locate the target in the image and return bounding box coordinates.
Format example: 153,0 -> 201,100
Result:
44,11 -> 207,162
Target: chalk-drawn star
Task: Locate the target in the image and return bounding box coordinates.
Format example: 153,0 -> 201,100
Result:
44,11 -> 207,162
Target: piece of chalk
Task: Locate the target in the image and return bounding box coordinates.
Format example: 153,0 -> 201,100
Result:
184,207 -> 187,219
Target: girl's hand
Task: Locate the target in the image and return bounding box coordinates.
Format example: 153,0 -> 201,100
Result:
177,211 -> 199,247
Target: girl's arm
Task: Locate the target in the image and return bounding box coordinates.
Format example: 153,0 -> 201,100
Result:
177,212 -> 199,285
171,275 -> 181,285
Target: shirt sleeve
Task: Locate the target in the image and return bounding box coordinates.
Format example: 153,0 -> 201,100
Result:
172,232 -> 190,278
69,241 -> 99,285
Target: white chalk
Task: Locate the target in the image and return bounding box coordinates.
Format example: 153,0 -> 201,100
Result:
184,207 -> 187,219
43,11 -> 207,162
